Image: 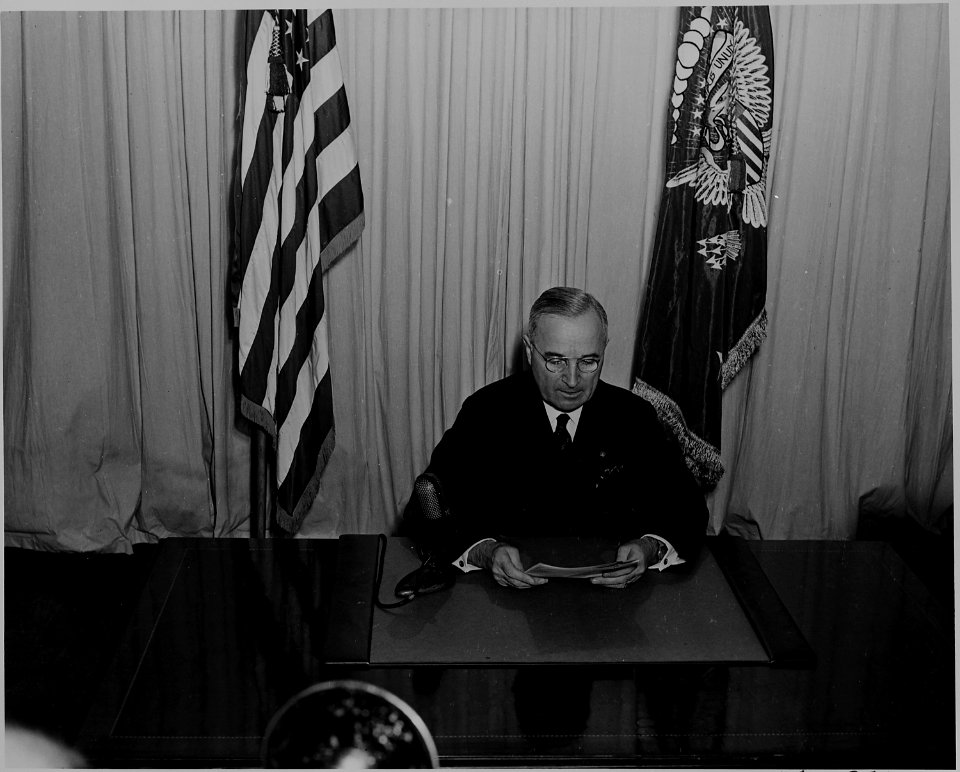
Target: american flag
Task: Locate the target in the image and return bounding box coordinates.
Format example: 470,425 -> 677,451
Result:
233,9 -> 364,533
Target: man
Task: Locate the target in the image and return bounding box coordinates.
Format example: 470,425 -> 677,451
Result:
415,287 -> 707,589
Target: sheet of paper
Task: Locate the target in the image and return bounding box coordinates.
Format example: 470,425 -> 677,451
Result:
525,559 -> 639,579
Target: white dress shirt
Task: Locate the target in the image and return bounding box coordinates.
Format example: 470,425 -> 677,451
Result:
452,401 -> 684,573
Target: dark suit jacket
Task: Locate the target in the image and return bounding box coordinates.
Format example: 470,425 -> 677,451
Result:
415,370 -> 708,564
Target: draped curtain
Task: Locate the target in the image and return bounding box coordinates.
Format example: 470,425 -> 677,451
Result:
3,12 -> 249,550
3,5 -> 950,552
710,4 -> 952,538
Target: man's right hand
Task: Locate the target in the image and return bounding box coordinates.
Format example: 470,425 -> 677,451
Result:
468,541 -> 548,589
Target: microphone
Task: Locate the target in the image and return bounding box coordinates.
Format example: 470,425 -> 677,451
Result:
394,473 -> 457,599
415,472 -> 449,522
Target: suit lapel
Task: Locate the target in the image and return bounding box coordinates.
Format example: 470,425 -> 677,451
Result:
573,381 -> 605,458
519,371 -> 554,445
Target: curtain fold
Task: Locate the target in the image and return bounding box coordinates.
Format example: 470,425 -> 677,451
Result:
3,6 -> 951,550
901,5 -> 952,527
3,11 -> 249,551
313,7 -> 681,535
709,3 -> 951,538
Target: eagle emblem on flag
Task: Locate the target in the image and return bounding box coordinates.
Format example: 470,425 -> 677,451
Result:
665,7 -> 773,228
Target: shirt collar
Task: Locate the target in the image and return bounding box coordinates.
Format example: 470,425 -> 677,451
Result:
542,402 -> 583,439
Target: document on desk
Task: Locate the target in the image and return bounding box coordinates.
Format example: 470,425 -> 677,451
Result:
525,559 -> 639,579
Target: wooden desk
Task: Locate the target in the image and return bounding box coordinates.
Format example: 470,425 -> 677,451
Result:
76,537 -> 954,768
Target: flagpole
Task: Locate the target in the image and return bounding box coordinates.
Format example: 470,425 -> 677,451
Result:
251,428 -> 269,538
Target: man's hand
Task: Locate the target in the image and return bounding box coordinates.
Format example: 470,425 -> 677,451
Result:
469,541 -> 548,589
590,537 -> 659,589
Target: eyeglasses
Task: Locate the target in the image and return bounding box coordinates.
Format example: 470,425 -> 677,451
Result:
528,339 -> 602,374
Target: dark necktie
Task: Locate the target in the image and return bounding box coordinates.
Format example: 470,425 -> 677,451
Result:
554,413 -> 573,453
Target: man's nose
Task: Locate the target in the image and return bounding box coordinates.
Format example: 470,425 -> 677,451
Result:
561,361 -> 580,385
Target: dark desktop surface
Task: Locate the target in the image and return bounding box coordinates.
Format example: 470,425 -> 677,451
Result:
63,534 -> 955,768
4,543 -> 161,747
369,534 -> 801,666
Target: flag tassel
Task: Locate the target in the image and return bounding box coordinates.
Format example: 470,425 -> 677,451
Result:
266,11 -> 288,113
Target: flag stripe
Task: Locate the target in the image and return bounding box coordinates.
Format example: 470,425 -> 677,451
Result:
276,135 -> 358,377
314,85 -> 352,151
276,368 -> 335,519
274,169 -> 363,422
273,13 -> 337,180
272,44 -> 352,311
232,12 -> 281,337
306,23 -> 342,105
307,10 -> 335,58
737,124 -> 762,155
739,137 -> 763,165
276,266 -> 326,429
315,165 -> 364,267
239,143 -> 359,409
271,178 -> 364,437
239,13 -> 275,183
737,118 -> 764,183
277,311 -> 330,484
234,8 -> 363,532
238,119 -> 285,376
315,122 -> 358,204
238,20 -> 355,385
239,239 -> 282,411
275,99 -> 354,308
306,8 -> 329,30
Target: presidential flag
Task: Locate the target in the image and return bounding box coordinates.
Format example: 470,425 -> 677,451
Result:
233,9 -> 364,533
633,6 -> 773,488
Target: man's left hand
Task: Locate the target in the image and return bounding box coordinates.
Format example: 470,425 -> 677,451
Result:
590,537 -> 658,589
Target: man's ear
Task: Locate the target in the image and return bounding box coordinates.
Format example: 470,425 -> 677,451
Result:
521,334 -> 533,366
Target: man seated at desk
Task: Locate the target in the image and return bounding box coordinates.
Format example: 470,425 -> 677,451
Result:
415,286 -> 707,589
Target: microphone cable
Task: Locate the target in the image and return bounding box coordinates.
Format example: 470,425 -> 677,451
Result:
374,534 -> 417,609
374,534 -> 456,610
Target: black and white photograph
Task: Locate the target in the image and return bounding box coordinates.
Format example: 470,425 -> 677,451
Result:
3,3 -> 953,768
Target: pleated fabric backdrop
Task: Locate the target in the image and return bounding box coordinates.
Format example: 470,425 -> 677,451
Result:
2,5 -> 950,551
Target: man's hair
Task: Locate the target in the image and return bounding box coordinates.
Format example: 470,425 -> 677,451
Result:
527,286 -> 608,345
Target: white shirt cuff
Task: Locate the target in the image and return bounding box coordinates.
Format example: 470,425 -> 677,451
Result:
641,533 -> 684,571
452,538 -> 497,572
